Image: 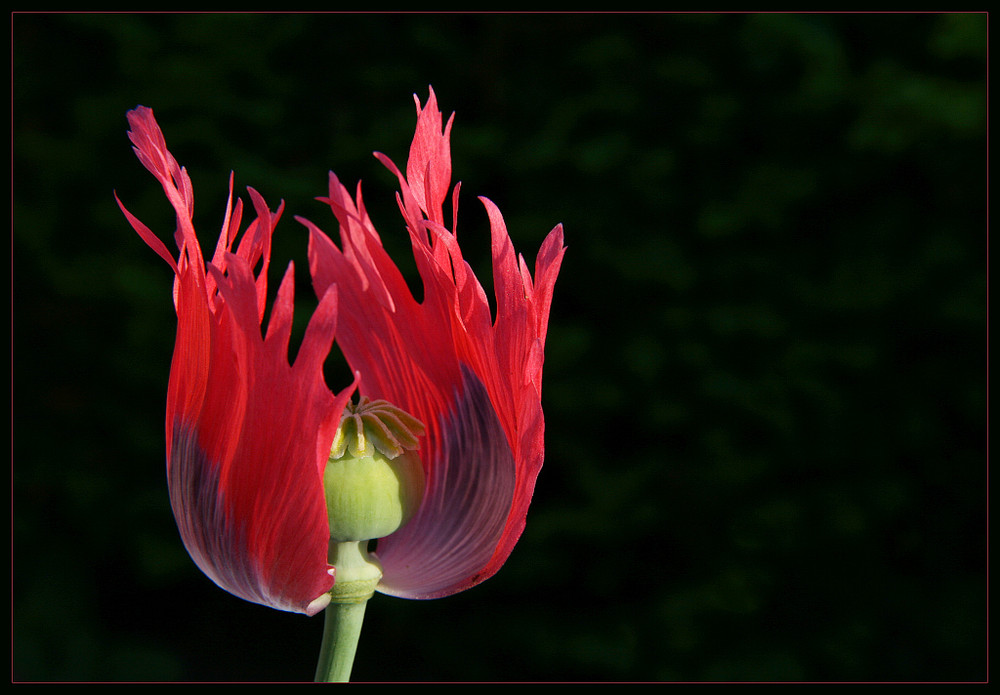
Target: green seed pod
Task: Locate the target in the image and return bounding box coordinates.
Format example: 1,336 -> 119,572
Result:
323,397 -> 426,543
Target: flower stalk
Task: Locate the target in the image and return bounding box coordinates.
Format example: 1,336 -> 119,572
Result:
314,540 -> 382,682
314,398 -> 426,682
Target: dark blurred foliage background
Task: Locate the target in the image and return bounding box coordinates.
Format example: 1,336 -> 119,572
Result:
12,12 -> 986,683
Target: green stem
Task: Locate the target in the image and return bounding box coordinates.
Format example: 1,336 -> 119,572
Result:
315,598 -> 369,682
314,540 -> 382,683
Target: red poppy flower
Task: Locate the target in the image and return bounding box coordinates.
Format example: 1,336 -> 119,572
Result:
302,88 -> 566,599
116,106 -> 355,616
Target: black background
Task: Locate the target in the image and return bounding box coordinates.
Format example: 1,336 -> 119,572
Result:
13,12 -> 986,682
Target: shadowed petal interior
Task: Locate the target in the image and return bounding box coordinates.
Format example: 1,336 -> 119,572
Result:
376,366 -> 515,599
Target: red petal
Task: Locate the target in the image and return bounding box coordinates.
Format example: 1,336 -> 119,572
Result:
405,86 -> 453,225
305,89 -> 565,598
121,106 -> 353,615
376,366 -> 516,598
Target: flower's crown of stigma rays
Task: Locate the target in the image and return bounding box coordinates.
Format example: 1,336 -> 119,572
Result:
331,397 -> 425,461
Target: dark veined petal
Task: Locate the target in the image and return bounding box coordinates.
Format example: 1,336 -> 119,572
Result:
375,365 -> 516,598
305,88 -> 566,598
118,106 -> 354,615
